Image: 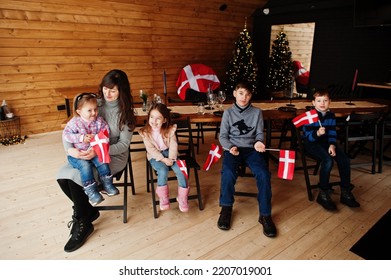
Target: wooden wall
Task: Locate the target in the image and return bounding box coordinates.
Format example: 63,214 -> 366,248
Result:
253,0 -> 391,99
270,22 -> 314,72
0,0 -> 263,135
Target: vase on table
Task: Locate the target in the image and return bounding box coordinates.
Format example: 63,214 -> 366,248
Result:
142,101 -> 147,112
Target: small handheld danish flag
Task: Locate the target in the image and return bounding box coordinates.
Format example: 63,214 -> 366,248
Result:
203,143 -> 222,171
90,129 -> 111,163
277,150 -> 296,180
292,109 -> 319,128
176,159 -> 188,179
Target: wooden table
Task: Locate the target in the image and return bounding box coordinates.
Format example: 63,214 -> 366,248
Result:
63,99 -> 389,147
357,82 -> 391,99
357,82 -> 391,90
155,99 -> 388,123
135,99 -> 389,150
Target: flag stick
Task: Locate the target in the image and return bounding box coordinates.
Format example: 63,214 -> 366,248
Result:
318,120 -> 322,127
265,148 -> 281,152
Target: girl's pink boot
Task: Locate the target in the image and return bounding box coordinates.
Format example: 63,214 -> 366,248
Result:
177,186 -> 190,212
156,185 -> 170,210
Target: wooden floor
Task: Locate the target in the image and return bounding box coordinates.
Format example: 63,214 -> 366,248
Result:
1,129 -> 390,260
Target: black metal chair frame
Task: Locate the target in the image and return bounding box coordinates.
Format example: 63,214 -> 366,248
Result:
234,162 -> 258,198
340,111 -> 382,174
95,148 -> 135,223
294,127 -> 340,201
378,110 -> 391,173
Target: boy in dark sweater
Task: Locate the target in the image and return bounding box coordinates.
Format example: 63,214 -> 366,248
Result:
217,81 -> 276,238
302,89 -> 360,211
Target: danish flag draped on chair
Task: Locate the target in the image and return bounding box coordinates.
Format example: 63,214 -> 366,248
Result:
176,64 -> 220,100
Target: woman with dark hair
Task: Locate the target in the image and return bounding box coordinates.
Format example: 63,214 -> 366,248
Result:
57,69 -> 136,252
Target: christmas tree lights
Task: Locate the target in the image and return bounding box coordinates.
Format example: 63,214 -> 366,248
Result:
224,20 -> 258,96
267,31 -> 294,93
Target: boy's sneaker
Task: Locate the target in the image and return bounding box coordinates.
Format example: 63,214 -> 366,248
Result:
259,215 -> 277,238
217,206 -> 232,230
340,190 -> 360,208
83,183 -> 104,206
316,190 -> 337,211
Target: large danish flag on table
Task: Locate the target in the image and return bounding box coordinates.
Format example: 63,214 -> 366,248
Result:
90,129 -> 111,163
277,150 -> 296,180
203,143 -> 222,171
176,64 -> 220,100
292,109 -> 319,128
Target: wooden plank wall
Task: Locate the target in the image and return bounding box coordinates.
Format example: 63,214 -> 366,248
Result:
0,0 -> 263,135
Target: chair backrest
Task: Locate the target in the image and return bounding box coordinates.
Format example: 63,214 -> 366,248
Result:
173,116 -> 196,160
343,111 -> 383,139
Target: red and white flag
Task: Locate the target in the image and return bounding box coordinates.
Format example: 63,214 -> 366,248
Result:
90,129 -> 111,163
203,143 -> 222,171
277,150 -> 295,180
176,64 -> 220,100
292,109 -> 319,128
176,159 -> 188,179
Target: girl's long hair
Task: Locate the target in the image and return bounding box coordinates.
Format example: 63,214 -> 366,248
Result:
139,103 -> 172,138
99,69 -> 136,131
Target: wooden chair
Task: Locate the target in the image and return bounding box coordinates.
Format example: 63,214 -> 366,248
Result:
146,117 -> 204,218
339,111 -> 383,174
95,148 -> 135,223
378,110 -> 391,173
294,127 -> 339,201
234,162 -> 258,198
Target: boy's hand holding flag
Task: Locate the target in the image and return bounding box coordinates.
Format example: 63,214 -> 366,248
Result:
203,143 -> 222,171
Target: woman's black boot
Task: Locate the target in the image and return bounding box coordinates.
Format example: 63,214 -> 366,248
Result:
64,216 -> 94,253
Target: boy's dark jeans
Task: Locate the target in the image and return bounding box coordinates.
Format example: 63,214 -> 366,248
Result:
304,142 -> 351,190
220,148 -> 272,216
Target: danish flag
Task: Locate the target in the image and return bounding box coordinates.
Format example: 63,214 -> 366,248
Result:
90,129 -> 111,163
292,109 -> 319,128
203,143 -> 222,171
277,150 -> 296,180
176,64 -> 220,100
176,159 -> 188,179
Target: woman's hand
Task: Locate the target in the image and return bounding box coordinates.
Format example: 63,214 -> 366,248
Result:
67,147 -> 96,160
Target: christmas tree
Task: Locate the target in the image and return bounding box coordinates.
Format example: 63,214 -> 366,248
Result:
267,31 -> 294,93
224,20 -> 258,96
